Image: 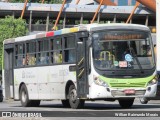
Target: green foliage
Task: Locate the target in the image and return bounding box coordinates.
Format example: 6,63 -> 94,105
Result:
11,0 -> 63,4
0,16 -> 28,69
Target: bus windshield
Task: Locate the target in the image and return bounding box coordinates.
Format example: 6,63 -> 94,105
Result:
92,30 -> 155,71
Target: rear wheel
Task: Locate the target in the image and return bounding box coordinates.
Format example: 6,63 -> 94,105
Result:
118,99 -> 134,108
20,84 -> 40,107
69,85 -> 84,109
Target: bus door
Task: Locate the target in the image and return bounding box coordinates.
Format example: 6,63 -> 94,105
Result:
3,44 -> 14,99
76,32 -> 89,98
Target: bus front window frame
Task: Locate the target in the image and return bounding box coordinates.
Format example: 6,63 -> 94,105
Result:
92,30 -> 155,74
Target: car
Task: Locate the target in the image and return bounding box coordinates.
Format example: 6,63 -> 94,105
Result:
139,78 -> 160,104
0,85 -> 3,102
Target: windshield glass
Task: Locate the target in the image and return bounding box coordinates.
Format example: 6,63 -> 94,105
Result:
93,30 -> 155,71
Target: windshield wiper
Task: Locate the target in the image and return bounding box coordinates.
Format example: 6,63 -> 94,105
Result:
130,47 -> 144,74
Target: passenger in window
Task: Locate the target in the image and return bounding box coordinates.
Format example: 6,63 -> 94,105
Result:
24,53 -> 29,65
22,56 -> 26,66
54,51 -> 62,63
29,54 -> 36,65
40,53 -> 49,64
25,54 -> 36,66
21,54 -> 28,66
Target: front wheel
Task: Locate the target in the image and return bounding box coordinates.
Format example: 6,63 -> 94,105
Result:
69,85 -> 85,109
118,99 -> 134,108
139,97 -> 148,104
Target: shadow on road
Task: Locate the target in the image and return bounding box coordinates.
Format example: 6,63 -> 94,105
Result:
32,102 -> 160,110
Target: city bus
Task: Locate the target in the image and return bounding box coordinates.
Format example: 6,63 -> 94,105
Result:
2,23 -> 157,109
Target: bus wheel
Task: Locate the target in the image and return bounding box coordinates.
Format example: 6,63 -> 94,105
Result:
139,97 -> 148,104
118,99 -> 134,108
20,84 -> 32,107
69,85 -> 84,109
61,100 -> 70,108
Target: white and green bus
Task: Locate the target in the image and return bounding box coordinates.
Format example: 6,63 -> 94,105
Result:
2,23 -> 157,109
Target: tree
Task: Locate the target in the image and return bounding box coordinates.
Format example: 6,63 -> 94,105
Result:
0,16 -> 28,70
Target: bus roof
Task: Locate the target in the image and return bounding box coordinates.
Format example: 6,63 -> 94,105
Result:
4,23 -> 150,44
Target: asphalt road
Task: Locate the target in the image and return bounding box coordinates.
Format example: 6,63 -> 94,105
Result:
0,99 -> 160,120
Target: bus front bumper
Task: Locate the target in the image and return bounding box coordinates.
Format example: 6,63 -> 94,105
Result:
89,83 -> 157,99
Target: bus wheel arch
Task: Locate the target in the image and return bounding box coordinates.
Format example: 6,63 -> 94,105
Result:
65,80 -> 74,99
19,82 -> 25,98
61,80 -> 74,108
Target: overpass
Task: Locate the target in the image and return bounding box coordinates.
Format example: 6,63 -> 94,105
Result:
0,2 -> 156,33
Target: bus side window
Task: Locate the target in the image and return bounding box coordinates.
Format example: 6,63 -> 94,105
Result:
40,52 -> 49,65
28,54 -> 36,65
53,51 -> 62,64
15,44 -> 25,67
64,36 -> 75,63
37,39 -> 49,65
26,42 -> 36,66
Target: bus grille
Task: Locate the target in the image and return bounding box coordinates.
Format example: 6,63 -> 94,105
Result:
110,82 -> 146,88
111,90 -> 145,97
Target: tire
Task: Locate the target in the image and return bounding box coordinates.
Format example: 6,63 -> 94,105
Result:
20,84 -> 40,107
68,85 -> 84,109
61,100 -> 70,108
20,84 -> 31,107
139,97 -> 148,104
118,99 -> 134,108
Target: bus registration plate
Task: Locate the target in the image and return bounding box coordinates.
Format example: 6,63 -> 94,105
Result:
124,89 -> 135,95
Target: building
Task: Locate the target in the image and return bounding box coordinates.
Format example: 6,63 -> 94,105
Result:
112,0 -> 136,6
0,1 -> 156,35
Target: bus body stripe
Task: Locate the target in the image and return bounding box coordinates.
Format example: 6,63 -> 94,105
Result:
54,30 -> 62,36
46,31 -> 54,37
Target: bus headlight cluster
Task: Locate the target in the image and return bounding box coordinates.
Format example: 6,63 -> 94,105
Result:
147,78 -> 157,86
93,76 -> 108,87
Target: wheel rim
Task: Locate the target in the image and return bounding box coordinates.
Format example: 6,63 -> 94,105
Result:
140,98 -> 146,102
21,91 -> 27,103
70,89 -> 77,103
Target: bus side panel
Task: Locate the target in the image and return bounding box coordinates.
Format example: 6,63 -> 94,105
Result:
14,68 -> 39,100
37,67 -> 51,99
63,64 -> 77,88
37,65 -> 64,100
14,65 -> 76,100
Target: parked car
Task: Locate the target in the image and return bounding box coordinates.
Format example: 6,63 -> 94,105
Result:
139,78 -> 160,104
0,84 -> 3,102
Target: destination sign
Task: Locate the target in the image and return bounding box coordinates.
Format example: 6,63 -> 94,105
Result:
103,34 -> 145,40
97,31 -> 147,41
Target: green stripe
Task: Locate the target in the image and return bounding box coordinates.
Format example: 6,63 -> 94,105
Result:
99,75 -> 155,88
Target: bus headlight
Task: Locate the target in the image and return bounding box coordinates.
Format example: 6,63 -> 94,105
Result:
147,78 -> 157,86
93,76 -> 108,87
